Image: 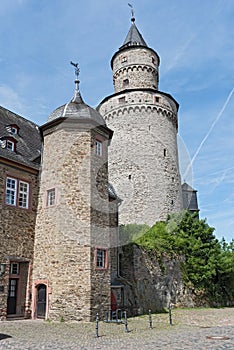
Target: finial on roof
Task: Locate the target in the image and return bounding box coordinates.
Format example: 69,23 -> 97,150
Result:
128,3 -> 135,22
70,61 -> 83,103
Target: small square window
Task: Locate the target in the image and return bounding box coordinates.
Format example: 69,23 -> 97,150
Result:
121,56 -> 128,63
119,97 -> 126,104
96,249 -> 107,269
155,96 -> 160,103
123,79 -> 129,87
11,263 -> 19,275
47,188 -> 56,207
95,140 -> 102,157
6,140 -> 15,151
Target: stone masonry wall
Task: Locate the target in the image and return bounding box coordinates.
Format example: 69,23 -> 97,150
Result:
90,130 -> 113,317
112,47 -> 159,92
33,120 -> 112,321
98,90 -> 182,226
119,244 -> 195,316
0,162 -> 38,319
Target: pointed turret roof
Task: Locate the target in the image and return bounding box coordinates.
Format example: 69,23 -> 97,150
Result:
47,63 -> 106,126
120,18 -> 147,49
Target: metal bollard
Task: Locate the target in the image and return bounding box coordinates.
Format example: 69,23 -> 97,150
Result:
124,311 -> 129,333
149,309 -> 153,330
95,313 -> 99,337
169,304 -> 172,326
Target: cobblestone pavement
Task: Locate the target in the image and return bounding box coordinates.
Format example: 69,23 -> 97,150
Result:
0,308 -> 233,349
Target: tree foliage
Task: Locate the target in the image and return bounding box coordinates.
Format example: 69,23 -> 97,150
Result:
119,223 -> 149,245
131,211 -> 234,306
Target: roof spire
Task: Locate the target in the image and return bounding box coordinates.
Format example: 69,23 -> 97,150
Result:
128,3 -> 135,22
70,61 -> 83,103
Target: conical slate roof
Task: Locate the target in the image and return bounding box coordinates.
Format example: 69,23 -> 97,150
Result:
121,18 -> 147,49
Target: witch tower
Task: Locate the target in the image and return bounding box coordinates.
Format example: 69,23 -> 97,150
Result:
98,14 -> 183,226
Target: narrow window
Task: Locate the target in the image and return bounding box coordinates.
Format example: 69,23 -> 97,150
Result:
123,79 -> 129,87
128,175 -> 131,180
155,96 -> 160,103
18,181 -> 29,208
95,140 -> 102,157
47,188 -> 55,207
152,57 -> 155,64
96,249 -> 107,269
121,56 -> 128,63
164,148 -> 167,157
11,263 -> 19,275
6,177 -> 17,206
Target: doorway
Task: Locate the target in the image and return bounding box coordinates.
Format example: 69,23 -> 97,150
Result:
37,284 -> 47,319
7,279 -> 18,314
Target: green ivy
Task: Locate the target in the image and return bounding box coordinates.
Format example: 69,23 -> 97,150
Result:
123,211 -> 234,306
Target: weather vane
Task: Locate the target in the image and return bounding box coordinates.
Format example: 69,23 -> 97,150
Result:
70,61 -> 80,81
128,3 -> 135,20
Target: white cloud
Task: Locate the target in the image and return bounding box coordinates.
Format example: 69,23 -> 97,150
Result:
0,85 -> 25,114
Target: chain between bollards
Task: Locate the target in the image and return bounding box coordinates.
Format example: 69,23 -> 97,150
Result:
149,309 -> 153,330
95,312 -> 99,337
124,310 -> 129,333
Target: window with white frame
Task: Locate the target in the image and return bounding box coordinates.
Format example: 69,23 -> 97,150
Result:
6,177 -> 17,206
5,177 -> 30,208
18,181 -> 30,208
10,262 -> 19,275
47,188 -> 56,207
95,140 -> 102,157
6,139 -> 15,151
96,249 -> 107,269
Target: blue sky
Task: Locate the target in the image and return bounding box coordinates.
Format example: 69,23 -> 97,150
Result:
0,0 -> 233,242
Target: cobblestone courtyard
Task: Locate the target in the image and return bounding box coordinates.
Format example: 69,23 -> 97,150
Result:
0,308 -> 233,349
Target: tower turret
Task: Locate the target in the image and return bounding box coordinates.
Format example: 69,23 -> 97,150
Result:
32,64 -> 113,321
98,16 -> 183,226
112,17 -> 160,92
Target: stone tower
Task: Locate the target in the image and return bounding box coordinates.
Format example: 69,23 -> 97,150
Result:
32,70 -> 113,321
98,16 -> 183,226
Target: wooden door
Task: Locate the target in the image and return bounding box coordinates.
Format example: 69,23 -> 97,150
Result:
37,284 -> 47,318
7,279 -> 18,314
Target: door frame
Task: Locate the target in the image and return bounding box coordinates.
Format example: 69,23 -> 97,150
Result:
7,278 -> 18,315
32,280 -> 50,320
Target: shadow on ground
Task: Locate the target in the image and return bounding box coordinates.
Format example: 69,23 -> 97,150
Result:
0,333 -> 12,340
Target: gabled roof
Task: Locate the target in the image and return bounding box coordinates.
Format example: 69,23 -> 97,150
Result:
0,106 -> 41,169
120,19 -> 147,49
181,182 -> 197,192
